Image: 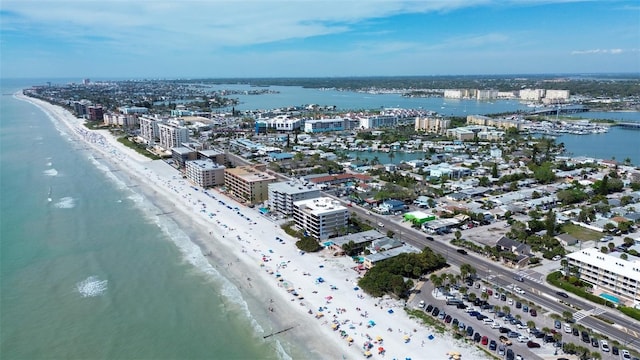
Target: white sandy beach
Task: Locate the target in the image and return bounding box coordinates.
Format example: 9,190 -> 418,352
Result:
18,93 -> 484,360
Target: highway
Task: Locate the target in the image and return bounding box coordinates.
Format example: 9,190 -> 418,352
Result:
353,207 -> 640,352
223,152 -> 639,351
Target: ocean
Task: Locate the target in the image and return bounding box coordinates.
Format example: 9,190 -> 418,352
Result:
0,80 -> 282,360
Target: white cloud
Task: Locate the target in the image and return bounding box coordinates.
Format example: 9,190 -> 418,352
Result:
571,48 -> 637,55
0,0 -> 499,50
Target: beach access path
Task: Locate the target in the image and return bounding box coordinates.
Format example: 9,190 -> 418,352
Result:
17,93 -> 484,360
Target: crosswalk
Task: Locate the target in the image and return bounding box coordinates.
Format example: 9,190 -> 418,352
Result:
514,270 -> 544,284
572,307 -> 607,322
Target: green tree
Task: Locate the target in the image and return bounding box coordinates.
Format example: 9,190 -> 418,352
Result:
491,162 -> 498,178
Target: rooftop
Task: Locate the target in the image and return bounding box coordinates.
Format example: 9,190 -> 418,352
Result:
566,247 -> 640,282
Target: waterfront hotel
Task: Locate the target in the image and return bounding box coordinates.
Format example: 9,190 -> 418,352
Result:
566,247 -> 640,306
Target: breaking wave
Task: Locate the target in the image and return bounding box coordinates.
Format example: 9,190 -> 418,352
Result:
54,196 -> 76,209
76,276 -> 108,298
43,168 -> 58,177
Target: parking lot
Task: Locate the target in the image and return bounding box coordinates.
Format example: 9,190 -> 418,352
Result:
410,278 -> 637,360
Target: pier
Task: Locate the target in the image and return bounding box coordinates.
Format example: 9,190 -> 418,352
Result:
616,122 -> 640,129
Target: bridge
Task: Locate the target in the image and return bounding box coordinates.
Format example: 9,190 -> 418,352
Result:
616,122 -> 640,129
529,105 -> 589,116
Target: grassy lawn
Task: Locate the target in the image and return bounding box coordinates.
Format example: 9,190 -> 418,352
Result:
117,136 -> 161,160
560,223 -> 602,241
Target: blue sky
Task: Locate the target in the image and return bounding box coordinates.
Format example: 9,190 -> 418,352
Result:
1,0 -> 639,78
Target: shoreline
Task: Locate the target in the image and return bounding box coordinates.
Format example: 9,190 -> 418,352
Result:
16,92 -> 484,360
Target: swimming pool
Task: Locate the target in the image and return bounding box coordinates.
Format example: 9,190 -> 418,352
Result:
599,293 -> 620,304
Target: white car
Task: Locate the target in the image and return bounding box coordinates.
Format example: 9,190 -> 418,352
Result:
600,340 -> 609,352
517,335 -> 530,343
508,298 -> 514,305
564,324 -> 572,333
418,300 -> 425,308
377,222 -> 384,227
517,323 -> 528,330
491,322 -> 501,329
621,349 -> 631,359
514,286 -> 525,294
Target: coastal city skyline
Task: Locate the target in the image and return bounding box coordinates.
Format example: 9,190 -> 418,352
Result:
2,0 -> 639,79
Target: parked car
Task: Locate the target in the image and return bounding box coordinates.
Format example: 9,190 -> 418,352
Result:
522,305 -> 528,313
527,340 -> 541,348
506,348 -> 514,360
466,326 -> 474,337
564,323 -> 572,333
544,334 -> 555,343
581,331 -> 590,343
517,335 -> 529,343
498,345 -> 506,355
481,336 -> 489,345
425,304 -> 433,313
572,327 -> 579,336
499,327 -> 511,334
515,301 -> 522,309
489,340 -> 497,351
499,336 -> 512,346
445,315 -> 452,323
529,309 -> 537,317
621,349 -> 631,359
431,307 -> 439,316
452,318 -> 459,327
601,340 -> 610,352
591,337 -> 599,348
491,322 -> 501,329
612,346 -> 619,355
554,320 -> 561,330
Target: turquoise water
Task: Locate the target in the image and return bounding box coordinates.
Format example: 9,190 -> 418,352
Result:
600,293 -> 620,304
0,80 -> 280,359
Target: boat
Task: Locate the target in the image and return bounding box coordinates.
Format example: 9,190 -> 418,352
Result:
47,186 -> 52,202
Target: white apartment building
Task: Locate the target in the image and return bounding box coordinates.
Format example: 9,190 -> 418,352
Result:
119,106 -> 149,115
444,89 -> 463,99
157,122 -> 189,150
519,89 -> 546,101
304,117 -> 354,133
293,197 -> 349,240
358,115 -> 398,129
415,116 -> 450,134
103,113 -> 139,128
566,247 -> 640,305
139,116 -> 159,144
544,89 -> 570,101
268,180 -> 321,215
476,89 -> 498,100
255,115 -> 302,132
185,159 -> 225,188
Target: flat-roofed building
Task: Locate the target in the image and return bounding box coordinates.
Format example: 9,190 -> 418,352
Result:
268,180 -> 321,215
197,149 -> 226,165
171,147 -> 197,168
519,89 -> 546,101
185,159 -> 226,188
293,197 -> 348,240
157,122 -> 189,151
139,116 -> 159,144
304,117 -> 356,133
224,165 -> 276,204
415,116 -> 450,134
566,247 -> 640,305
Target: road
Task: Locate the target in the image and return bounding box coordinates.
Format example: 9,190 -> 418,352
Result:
223,152 -> 639,351
351,206 -> 640,352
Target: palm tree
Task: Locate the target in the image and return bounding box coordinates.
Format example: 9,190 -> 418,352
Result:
481,292 -> 489,302
502,305 -> 510,314
430,274 -> 443,295
526,320 -> 536,329
562,310 -> 573,322
541,327 -> 551,334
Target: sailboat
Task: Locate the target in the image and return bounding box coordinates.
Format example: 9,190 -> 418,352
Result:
47,186 -> 52,202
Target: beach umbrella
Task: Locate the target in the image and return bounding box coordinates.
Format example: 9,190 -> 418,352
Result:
331,323 -> 339,330
368,320 -> 375,326
403,335 -> 410,342
376,336 -> 383,341
363,351 -> 372,357
347,336 -> 353,342
378,347 -> 384,353
325,296 -> 333,300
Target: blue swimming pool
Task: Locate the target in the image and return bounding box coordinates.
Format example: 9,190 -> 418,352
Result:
599,293 -> 620,304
